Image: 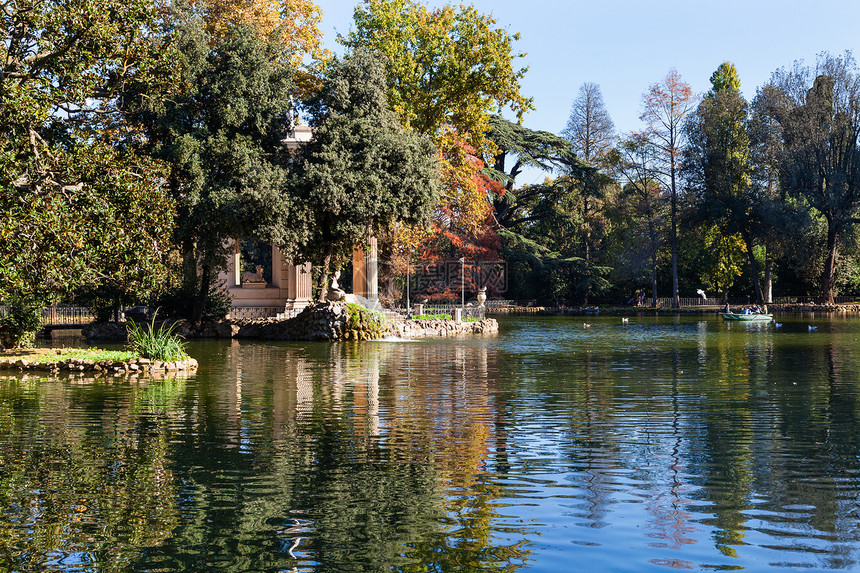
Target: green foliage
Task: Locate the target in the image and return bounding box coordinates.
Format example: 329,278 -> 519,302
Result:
126,314 -> 189,362
134,15 -> 298,321
294,49 -> 440,284
345,303 -> 388,340
155,281 -> 233,321
0,0 -> 177,308
500,229 -> 610,303
0,301 -> 43,348
709,62 -> 742,94
487,115 -> 596,228
759,52 -> 860,302
344,0 -> 532,155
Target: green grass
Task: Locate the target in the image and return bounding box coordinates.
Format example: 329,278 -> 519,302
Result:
9,348 -> 138,364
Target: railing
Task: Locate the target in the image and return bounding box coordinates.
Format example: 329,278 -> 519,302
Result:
0,305 -> 97,326
402,304 -> 486,320
228,306 -> 292,320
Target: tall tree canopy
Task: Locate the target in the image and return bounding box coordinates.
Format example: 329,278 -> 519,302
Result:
293,49 -> 440,298
198,0 -> 327,94
486,115 -> 593,228
135,14 -> 299,321
684,61 -> 763,302
0,0 -> 177,312
562,82 -> 615,168
638,69 -> 698,308
759,52 -> 860,303
343,0 -> 532,156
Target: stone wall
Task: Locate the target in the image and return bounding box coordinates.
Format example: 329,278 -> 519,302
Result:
390,318 -> 499,338
0,356 -> 198,376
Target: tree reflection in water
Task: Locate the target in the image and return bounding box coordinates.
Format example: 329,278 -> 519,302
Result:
3,317 -> 860,570
0,374 -> 184,570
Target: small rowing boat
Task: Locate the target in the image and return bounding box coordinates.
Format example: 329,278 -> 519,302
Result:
721,313 -> 773,321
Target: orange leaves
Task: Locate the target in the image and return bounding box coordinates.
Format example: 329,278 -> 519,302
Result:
640,69 -> 698,154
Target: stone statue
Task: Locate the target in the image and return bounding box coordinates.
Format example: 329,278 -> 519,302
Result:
327,270 -> 346,301
242,265 -> 266,284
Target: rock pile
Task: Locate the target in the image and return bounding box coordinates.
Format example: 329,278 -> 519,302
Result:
235,301 -> 353,341
81,302 -> 499,342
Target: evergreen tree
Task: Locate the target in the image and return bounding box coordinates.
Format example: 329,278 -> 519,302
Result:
134,15 -> 299,322
293,50 -> 440,299
684,61 -> 764,303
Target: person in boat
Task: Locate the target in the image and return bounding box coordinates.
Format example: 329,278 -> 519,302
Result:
724,304 -> 731,313
742,307 -> 750,315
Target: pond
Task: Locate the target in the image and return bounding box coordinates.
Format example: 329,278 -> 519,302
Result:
2,314 -> 860,571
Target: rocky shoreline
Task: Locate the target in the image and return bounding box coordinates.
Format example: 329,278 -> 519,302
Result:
82,302 -> 500,342
0,355 -> 198,376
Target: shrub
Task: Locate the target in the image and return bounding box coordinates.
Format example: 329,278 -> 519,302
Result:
126,312 -> 189,361
413,313 -> 452,320
345,303 -> 387,340
0,301 -> 43,348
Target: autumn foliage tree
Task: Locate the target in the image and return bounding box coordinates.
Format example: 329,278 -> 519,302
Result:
638,69 -> 698,308
344,0 -> 532,274
198,0 -> 327,93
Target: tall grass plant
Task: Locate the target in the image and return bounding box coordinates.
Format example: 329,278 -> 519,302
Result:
126,312 -> 188,362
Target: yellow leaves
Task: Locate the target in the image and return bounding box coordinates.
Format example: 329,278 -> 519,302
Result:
346,0 -> 532,154
201,0 -> 328,90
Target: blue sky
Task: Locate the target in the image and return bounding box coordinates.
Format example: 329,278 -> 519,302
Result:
320,0 -> 860,184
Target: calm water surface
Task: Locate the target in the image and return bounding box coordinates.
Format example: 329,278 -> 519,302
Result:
2,314 -> 860,571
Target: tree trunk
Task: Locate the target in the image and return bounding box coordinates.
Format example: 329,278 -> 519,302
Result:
670,189 -> 679,309
649,216 -> 659,308
191,260 -> 211,324
821,222 -> 839,304
181,238 -> 197,294
651,261 -> 658,309
317,251 -> 332,303
741,230 -> 764,305
764,250 -> 773,304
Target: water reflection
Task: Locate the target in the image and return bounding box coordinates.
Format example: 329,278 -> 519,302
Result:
0,374 -> 183,570
1,316 -> 860,570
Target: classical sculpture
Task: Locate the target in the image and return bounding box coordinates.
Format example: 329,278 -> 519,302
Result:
242,265 -> 266,284
327,270 -> 346,301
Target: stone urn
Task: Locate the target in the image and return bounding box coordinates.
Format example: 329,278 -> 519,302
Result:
476,287 -> 487,307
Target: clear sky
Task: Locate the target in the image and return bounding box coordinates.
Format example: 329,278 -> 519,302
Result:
320,0 -> 860,184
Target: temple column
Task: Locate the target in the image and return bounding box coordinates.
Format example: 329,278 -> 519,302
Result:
352,237 -> 378,304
